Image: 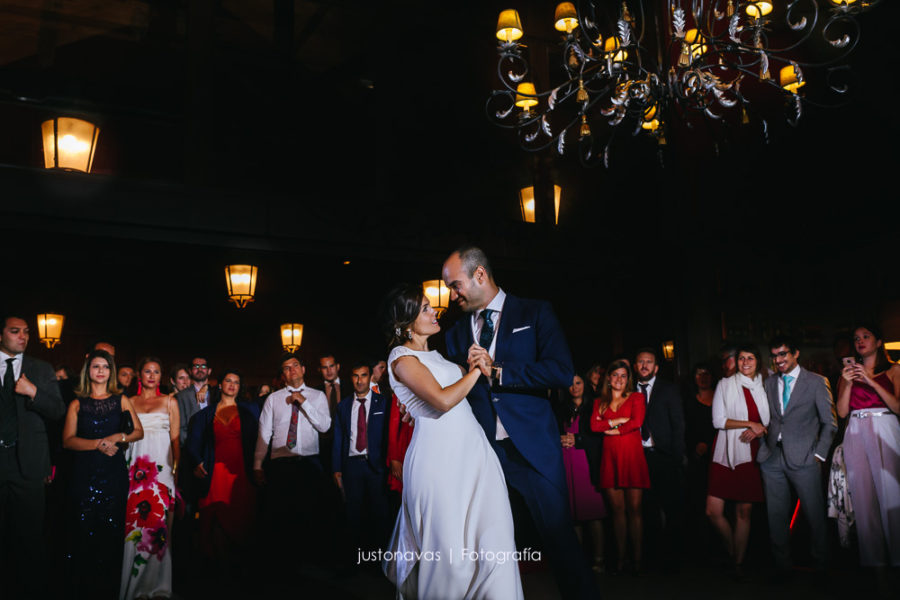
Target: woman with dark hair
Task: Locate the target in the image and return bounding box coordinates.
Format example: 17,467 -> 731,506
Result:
837,324 -> 900,568
559,374 -> 606,572
585,363 -> 604,400
168,363 -> 191,394
685,364 -> 716,531
185,370 -> 259,569
590,359 -> 649,574
62,349 -> 144,598
706,344 -> 769,576
121,357 -> 180,599
380,283 -> 523,599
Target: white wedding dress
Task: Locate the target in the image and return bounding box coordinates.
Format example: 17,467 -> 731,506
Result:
384,346 -> 523,600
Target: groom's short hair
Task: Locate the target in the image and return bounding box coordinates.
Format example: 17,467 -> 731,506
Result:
454,245 -> 493,279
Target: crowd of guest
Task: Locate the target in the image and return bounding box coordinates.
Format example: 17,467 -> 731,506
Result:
555,326 -> 900,592
1,310 -> 899,598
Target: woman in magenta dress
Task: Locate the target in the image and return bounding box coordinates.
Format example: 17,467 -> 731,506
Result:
559,374 -> 606,572
837,324 -> 900,568
590,359 -> 649,574
706,344 -> 769,576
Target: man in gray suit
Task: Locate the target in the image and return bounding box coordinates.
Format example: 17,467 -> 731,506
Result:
758,335 -> 837,577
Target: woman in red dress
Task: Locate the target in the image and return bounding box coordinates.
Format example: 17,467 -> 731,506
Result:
706,344 -> 769,576
185,370 -> 260,566
590,359 -> 649,574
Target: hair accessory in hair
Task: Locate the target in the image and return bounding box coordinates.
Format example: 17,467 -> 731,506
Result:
394,327 -> 402,338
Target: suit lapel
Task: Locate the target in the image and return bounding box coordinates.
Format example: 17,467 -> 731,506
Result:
494,294 -> 519,363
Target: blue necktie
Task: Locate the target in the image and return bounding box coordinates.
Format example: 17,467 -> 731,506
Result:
479,309 -> 495,349
782,374 -> 794,411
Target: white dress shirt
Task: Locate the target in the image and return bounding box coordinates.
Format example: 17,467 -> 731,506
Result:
471,288 -> 510,440
638,376 -> 656,448
348,391 -> 371,457
0,351 -> 23,382
254,383 -> 331,468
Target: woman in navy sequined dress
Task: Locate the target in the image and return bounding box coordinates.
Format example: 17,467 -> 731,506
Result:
62,349 -> 143,599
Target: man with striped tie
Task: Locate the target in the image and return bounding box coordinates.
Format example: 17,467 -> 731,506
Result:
254,353 -> 331,566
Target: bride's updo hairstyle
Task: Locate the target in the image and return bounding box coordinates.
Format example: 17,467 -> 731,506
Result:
380,283 -> 425,348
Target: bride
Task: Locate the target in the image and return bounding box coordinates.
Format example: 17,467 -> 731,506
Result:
381,283 -> 523,599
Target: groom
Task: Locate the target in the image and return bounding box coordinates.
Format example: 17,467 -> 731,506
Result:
443,246 -> 597,599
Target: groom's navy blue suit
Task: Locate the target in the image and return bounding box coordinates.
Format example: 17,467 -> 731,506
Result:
446,293 -> 597,598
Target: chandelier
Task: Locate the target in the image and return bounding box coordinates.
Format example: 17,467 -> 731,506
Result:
487,1 -> 881,167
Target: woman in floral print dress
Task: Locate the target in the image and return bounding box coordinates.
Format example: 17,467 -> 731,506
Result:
120,358 -> 180,600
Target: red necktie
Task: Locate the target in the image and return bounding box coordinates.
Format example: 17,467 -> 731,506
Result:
356,398 -> 367,452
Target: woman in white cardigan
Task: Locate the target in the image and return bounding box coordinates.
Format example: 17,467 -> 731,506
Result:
705,344 -> 770,576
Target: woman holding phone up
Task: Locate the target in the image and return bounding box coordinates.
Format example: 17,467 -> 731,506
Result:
837,324 -> 900,568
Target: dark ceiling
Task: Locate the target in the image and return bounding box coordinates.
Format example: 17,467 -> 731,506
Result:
2,0 -> 898,381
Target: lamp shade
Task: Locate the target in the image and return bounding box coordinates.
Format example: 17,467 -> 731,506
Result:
515,83 -> 538,109
684,29 -> 707,59
496,9 -> 523,42
519,186 -> 536,223
36,313 -> 64,348
604,37 -> 627,62
745,1 -> 773,17
422,280 -> 450,316
224,264 -> 258,308
280,323 -> 303,352
554,3 -> 578,32
41,117 -> 100,172
642,104 -> 660,130
779,64 -> 806,93
662,340 -> 675,361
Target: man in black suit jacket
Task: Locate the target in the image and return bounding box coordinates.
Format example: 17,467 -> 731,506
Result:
634,347 -> 686,570
0,315 -> 65,595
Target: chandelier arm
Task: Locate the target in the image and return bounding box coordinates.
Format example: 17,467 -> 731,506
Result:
496,52 -> 531,94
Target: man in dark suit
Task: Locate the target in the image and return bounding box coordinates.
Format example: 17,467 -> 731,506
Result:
442,246 -> 597,599
0,314 -> 65,596
333,361 -> 390,555
634,347 -> 686,571
759,336 -> 837,577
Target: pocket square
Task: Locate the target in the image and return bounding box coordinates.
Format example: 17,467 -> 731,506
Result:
512,326 -> 531,333
373,411 -> 384,415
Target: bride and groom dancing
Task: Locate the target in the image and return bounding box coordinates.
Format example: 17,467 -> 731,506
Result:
381,246 -> 598,599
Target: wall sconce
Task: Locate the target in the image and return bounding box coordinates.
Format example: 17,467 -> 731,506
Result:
280,323 -> 304,352
519,186 -> 536,223
519,184 -> 562,224
422,280 -> 450,317
553,184 -> 561,225
662,340 -> 675,361
41,117 -> 100,173
36,313 -> 65,348
224,264 -> 258,308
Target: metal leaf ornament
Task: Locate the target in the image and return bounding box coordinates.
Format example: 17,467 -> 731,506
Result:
618,20 -> 632,47
557,132 -> 566,155
508,70 -> 525,83
728,13 -> 741,43
541,115 -> 553,136
673,8 -> 686,38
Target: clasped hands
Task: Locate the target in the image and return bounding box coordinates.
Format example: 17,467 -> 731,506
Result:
841,362 -> 872,386
467,344 -> 492,377
95,435 -> 121,456
739,422 -> 767,443
286,391 -> 306,406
